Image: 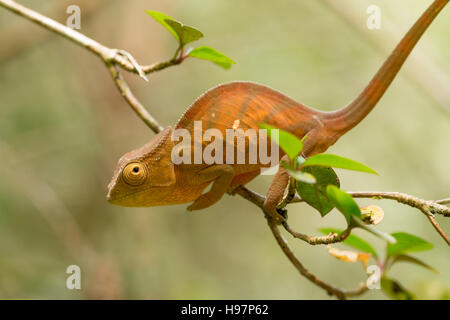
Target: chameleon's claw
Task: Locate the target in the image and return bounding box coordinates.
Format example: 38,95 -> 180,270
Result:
276,207 -> 288,220
263,206 -> 287,225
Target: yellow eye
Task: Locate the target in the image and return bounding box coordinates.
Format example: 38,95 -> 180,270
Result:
122,162 -> 147,186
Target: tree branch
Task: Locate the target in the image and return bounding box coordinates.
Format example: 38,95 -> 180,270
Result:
293,191 -> 450,245
234,186 -> 369,299
0,0 -> 182,75
268,221 -> 368,300
0,0 -> 184,133
282,221 -> 352,245
106,62 -> 163,133
0,0 -> 105,63
436,198 -> 450,205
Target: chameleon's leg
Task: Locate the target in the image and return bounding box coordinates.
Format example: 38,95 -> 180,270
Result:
263,155 -> 290,224
187,165 -> 235,211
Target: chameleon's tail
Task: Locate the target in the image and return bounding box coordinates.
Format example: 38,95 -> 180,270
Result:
323,0 -> 448,136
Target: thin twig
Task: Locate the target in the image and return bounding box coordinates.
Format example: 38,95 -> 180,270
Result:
233,186 -> 265,209
234,186 -> 369,299
268,221 -> 369,300
106,62 -> 163,133
346,192 -> 450,245
115,49 -> 149,82
426,215 -> 450,246
293,191 -> 450,245
283,221 -> 351,245
0,0 -> 183,132
0,0 -> 105,63
0,0 -> 181,75
436,198 -> 450,205
349,192 -> 450,217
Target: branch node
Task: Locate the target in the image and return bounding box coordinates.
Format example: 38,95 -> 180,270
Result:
114,49 -> 149,82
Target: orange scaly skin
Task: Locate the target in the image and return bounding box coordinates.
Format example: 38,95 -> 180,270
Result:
107,0 -> 448,219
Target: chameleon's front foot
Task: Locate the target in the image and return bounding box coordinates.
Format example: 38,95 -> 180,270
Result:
187,193 -> 217,211
187,164 -> 235,211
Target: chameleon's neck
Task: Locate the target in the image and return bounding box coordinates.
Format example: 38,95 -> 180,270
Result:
323,0 -> 448,137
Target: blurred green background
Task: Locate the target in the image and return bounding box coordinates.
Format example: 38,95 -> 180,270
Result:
0,0 -> 449,299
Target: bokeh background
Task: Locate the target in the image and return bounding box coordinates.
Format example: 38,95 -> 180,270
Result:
0,0 -> 449,299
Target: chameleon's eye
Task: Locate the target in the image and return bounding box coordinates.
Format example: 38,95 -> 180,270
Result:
122,162 -> 147,186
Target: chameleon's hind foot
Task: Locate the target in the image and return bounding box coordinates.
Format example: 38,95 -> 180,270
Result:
264,207 -> 286,225
263,155 -> 290,225
276,207 -> 288,220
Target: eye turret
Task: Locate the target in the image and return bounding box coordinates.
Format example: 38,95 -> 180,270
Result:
122,162 -> 147,186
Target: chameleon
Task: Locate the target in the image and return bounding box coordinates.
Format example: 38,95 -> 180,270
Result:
107,0 -> 448,222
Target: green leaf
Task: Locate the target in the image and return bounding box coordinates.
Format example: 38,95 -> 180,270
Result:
302,154 -> 377,175
188,46 -> 235,69
319,228 -> 378,258
387,232 -> 433,257
164,19 -> 183,39
258,124 -> 303,161
145,11 -> 180,41
297,166 -> 339,216
145,12 -> 204,45
182,25 -> 204,44
326,185 -> 361,224
281,161 -> 316,184
392,254 -> 438,274
165,19 -> 203,45
381,276 -> 415,300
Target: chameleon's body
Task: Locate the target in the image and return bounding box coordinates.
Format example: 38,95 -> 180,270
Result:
108,82 -> 324,207
107,0 -> 448,218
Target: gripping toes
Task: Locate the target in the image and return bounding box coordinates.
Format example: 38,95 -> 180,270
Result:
187,193 -> 218,211
263,155 -> 290,224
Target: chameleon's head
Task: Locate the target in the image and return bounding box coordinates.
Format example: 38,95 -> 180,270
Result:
107,127 -> 177,207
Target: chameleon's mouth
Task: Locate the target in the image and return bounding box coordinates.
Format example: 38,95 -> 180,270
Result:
106,183 -> 158,206
106,180 -> 132,204
106,186 -> 137,204
106,189 -> 134,206
106,188 -> 121,204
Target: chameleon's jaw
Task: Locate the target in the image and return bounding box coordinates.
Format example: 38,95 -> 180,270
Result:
106,180 -> 135,206
106,175 -> 120,204
106,180 -> 176,207
106,176 -> 132,206
106,187 -> 135,206
106,186 -> 122,205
